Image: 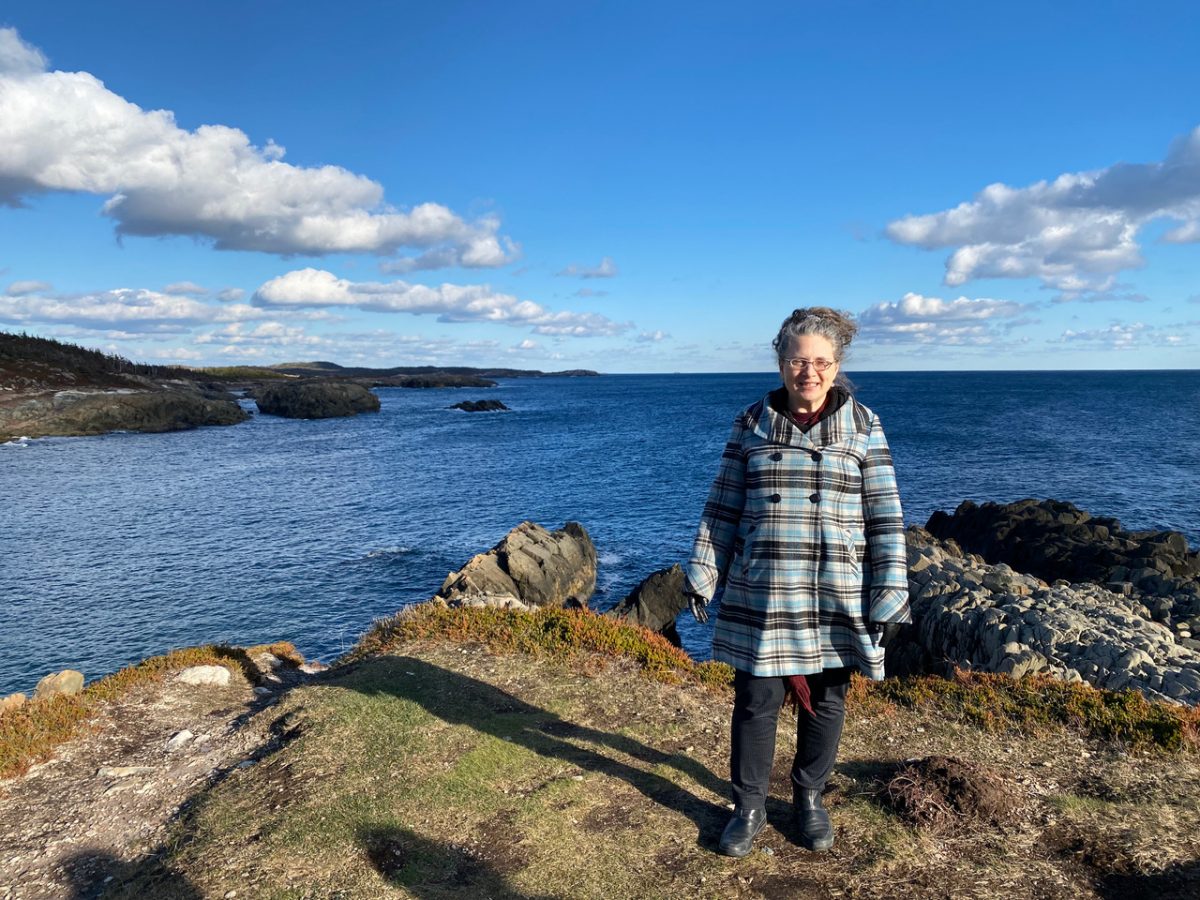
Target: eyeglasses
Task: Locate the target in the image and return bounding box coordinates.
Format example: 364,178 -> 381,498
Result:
784,357 -> 836,372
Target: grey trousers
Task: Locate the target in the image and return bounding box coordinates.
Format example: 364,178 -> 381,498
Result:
729,667 -> 852,811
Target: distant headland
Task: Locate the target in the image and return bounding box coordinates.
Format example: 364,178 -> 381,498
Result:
0,331 -> 598,440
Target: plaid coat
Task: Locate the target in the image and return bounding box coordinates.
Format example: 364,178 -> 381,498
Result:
685,392 -> 910,680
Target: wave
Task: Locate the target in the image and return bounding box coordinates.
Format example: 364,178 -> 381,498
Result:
362,546 -> 415,560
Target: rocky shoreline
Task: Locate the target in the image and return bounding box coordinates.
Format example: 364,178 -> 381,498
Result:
5,500 -> 1198,710
898,525 -> 1200,705
1,331 -> 597,440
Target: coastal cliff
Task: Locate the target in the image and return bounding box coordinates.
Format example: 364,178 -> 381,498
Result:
3,511 -> 1199,899
0,333 -> 247,441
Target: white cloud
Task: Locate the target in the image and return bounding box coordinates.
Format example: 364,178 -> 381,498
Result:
0,28 -> 515,265
637,330 -> 669,342
217,287 -> 246,302
886,124 -> 1200,290
1050,288 -> 1151,305
143,346 -> 206,361
573,287 -> 609,298
5,279 -> 52,296
0,284 -> 268,332
380,230 -> 521,273
858,292 -> 1028,345
164,281 -> 208,296
515,339 -> 538,350
252,268 -> 631,337
558,256 -> 618,279
1053,321 -> 1190,350
0,28 -> 46,77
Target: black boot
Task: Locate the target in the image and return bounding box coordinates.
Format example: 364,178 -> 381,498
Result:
794,787 -> 834,851
717,807 -> 767,857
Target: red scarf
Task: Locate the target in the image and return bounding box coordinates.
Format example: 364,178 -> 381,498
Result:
784,674 -> 813,714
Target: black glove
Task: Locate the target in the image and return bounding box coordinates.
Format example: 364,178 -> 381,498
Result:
685,592 -> 709,624
874,622 -> 909,648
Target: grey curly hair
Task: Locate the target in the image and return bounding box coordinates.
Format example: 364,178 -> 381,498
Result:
771,306 -> 859,365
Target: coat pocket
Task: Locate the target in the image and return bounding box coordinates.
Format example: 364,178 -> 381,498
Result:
842,527 -> 865,574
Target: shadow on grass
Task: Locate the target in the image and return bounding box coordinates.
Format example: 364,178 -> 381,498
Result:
1098,857 -> 1200,900
341,655 -> 731,849
358,824 -> 559,900
61,848 -> 202,900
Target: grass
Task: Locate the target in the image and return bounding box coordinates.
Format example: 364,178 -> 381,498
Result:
359,603 -> 1200,752
0,641 -> 302,780
857,666 -> 1200,751
351,602 -> 736,690
102,630 -> 1200,899
11,605 -> 1200,897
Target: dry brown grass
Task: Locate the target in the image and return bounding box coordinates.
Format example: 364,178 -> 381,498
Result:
0,641 -> 302,780
97,610 -> 1200,899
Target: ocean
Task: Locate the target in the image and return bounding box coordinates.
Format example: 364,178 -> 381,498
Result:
2,370 -> 1198,696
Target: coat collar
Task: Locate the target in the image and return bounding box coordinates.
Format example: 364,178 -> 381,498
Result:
745,388 -> 867,449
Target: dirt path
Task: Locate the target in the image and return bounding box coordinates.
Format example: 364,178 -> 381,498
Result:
0,666 -> 309,900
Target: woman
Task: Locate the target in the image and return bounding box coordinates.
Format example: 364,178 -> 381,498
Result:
684,306 -> 910,857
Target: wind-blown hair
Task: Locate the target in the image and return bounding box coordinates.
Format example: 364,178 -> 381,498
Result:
772,306 -> 858,365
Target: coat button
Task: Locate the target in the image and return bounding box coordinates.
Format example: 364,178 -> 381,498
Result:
809,492 -> 821,503
811,451 -> 822,462
770,451 -> 783,461
769,493 -> 782,503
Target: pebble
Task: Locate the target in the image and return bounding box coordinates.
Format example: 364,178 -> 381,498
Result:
97,766 -> 156,778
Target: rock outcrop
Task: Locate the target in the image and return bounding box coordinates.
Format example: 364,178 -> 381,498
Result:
33,670 -> 84,698
436,521 -> 597,610
253,380 -> 381,419
0,384 -> 248,442
896,526 -> 1200,705
604,565 -> 688,646
926,498 -> 1200,623
450,399 -> 510,412
176,665 -> 232,687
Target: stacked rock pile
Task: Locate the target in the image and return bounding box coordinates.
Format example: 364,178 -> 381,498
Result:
900,527 -> 1200,705
926,498 -> 1200,626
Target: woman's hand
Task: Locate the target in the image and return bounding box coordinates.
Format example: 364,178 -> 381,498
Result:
686,592 -> 710,624
873,622 -> 910,648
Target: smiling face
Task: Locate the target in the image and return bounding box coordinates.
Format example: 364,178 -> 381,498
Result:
779,333 -> 839,414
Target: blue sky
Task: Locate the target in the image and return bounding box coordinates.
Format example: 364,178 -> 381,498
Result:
1,2 -> 1198,372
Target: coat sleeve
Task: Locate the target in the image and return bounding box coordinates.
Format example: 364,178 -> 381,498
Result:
861,413 -> 912,624
683,416 -> 747,601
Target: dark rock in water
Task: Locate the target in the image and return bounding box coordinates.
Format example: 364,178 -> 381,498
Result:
450,399 -> 510,412
437,521 -> 597,609
604,565 -> 688,647
925,498 -> 1200,622
254,380 -> 380,419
